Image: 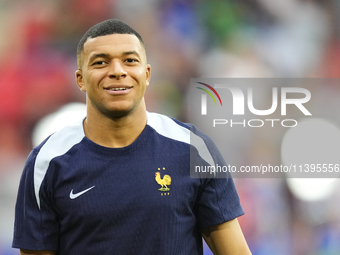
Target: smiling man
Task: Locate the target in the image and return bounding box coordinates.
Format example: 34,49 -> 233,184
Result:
13,19 -> 251,255
76,26 -> 151,147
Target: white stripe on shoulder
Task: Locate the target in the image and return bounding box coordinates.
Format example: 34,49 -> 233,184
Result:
146,112 -> 214,167
34,120 -> 85,209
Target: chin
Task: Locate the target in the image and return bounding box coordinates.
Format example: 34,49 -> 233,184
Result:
91,98 -> 143,119
107,109 -> 132,119
103,104 -> 138,119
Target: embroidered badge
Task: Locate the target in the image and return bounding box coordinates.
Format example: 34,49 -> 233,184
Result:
155,167 -> 171,195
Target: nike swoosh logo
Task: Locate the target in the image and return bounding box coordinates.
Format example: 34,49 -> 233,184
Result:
69,186 -> 95,199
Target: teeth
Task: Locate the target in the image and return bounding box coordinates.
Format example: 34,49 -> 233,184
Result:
110,88 -> 127,91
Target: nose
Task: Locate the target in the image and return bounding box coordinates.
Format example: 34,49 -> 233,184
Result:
108,61 -> 127,79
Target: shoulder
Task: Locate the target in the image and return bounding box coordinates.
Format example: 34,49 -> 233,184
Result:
146,111 -> 211,140
146,111 -> 213,146
33,119 -> 85,164
146,112 -> 219,167
26,119 -> 85,208
146,111 -> 190,143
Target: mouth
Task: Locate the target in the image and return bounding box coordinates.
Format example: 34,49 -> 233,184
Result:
104,85 -> 133,94
107,87 -> 130,91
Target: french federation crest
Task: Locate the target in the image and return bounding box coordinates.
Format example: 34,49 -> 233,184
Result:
155,169 -> 171,193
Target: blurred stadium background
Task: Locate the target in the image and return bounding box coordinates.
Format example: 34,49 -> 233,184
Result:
1,0 -> 340,254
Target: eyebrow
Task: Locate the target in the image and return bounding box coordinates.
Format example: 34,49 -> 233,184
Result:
122,51 -> 140,58
88,51 -> 141,64
88,53 -> 109,64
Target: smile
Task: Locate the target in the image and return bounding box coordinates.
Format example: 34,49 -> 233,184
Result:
105,86 -> 133,94
110,88 -> 128,91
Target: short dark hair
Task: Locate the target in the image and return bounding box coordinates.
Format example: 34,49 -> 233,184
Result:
77,19 -> 144,66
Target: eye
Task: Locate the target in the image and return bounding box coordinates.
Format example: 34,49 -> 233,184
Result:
93,61 -> 106,66
125,58 -> 138,63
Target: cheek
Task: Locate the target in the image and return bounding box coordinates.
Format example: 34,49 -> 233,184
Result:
84,71 -> 104,86
130,67 -> 147,80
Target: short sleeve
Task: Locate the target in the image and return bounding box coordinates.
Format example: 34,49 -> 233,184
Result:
190,125 -> 245,229
196,177 -> 244,229
12,148 -> 59,251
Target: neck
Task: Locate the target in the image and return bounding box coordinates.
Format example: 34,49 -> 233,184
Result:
84,103 -> 147,148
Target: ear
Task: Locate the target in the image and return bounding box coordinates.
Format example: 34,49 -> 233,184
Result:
145,64 -> 151,87
75,69 -> 86,92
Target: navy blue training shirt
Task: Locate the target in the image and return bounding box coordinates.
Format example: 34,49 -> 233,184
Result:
13,112 -> 244,254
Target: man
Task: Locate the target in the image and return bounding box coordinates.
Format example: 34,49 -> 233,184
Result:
13,19 -> 251,255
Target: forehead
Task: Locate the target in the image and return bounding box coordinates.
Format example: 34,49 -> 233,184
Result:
83,34 -> 144,57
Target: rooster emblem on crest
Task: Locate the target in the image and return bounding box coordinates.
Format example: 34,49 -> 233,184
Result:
155,172 -> 171,192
